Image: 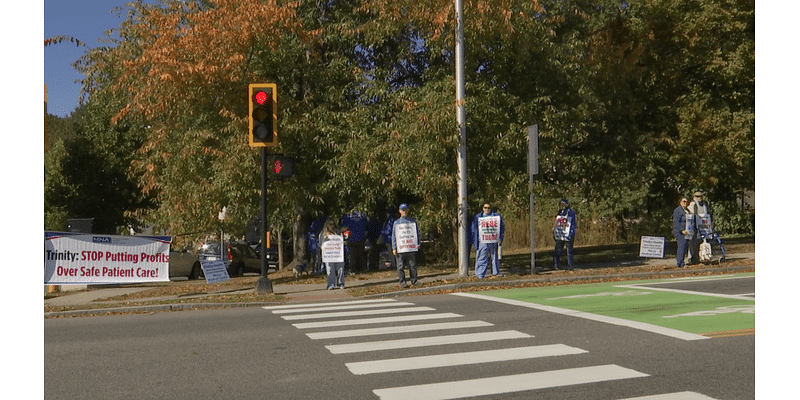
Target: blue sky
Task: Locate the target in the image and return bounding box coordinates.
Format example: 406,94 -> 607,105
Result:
44,1 -> 154,117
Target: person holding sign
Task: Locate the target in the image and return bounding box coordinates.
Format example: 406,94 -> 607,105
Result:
688,191 -> 712,264
470,203 -> 505,278
319,218 -> 346,289
553,199 -> 577,270
672,197 -> 692,268
391,204 -> 419,288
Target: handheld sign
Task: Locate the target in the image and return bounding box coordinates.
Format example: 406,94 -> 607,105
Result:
321,235 -> 345,263
394,221 -> 419,253
478,215 -> 501,244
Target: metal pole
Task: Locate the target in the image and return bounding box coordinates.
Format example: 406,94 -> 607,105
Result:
455,0 -> 469,278
256,148 -> 273,293
528,125 -> 538,275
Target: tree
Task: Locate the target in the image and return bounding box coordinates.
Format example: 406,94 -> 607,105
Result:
71,0 -> 754,257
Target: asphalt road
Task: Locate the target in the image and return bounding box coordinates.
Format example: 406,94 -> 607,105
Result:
45,274 -> 755,399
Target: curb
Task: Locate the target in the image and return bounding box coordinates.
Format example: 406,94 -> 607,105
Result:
46,264 -> 754,318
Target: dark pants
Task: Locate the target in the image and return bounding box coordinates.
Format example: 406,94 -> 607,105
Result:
554,239 -> 574,268
675,235 -> 688,267
386,243 -> 397,270
396,252 -> 418,285
689,235 -> 700,264
347,240 -> 366,273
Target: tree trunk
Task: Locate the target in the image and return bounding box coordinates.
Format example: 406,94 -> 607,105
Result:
287,211 -> 308,271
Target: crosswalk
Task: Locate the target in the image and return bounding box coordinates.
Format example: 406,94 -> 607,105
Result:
263,297 -> 719,400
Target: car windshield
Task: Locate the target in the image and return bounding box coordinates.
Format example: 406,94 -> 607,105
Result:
198,243 -> 222,255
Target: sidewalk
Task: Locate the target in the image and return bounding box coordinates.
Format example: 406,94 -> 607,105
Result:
44,252 -> 755,317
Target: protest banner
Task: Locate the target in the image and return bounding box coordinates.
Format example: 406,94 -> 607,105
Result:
200,260 -> 230,284
44,231 -> 171,285
639,236 -> 666,258
321,235 -> 345,263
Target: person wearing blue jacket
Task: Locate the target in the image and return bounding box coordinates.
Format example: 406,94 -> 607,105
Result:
391,204 -> 419,287
553,199 -> 577,270
672,197 -> 691,268
471,203 -> 505,278
380,207 -> 398,271
341,206 -> 367,273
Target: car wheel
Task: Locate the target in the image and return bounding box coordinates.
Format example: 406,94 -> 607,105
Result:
189,263 -> 202,280
230,262 -> 244,277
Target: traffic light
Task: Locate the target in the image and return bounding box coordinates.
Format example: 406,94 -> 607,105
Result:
248,83 -> 277,147
272,155 -> 294,178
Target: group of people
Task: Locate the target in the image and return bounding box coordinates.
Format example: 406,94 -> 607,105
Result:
309,203 -> 421,289
307,197 -> 582,289
467,198 -> 578,277
307,190 -> 716,289
672,191 -> 715,267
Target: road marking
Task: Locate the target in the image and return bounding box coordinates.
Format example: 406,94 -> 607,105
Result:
292,312 -> 463,329
270,301 -> 416,314
326,330 -> 531,354
280,306 -> 436,320
615,284 -> 755,301
346,344 -> 587,374
618,391 -> 719,399
616,275 -> 755,301
662,304 -> 754,319
453,292 -> 709,341
372,364 -> 649,400
305,320 -> 494,340
701,328 -> 755,338
263,298 -> 398,310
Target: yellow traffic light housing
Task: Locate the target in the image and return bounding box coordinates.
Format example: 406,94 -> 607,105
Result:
248,83 -> 277,147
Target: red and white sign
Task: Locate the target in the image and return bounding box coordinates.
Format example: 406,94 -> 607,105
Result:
478,216 -> 501,244
394,221 -> 419,253
44,232 -> 171,285
321,235 -> 345,263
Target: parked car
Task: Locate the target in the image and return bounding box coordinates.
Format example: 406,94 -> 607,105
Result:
168,244 -> 201,279
197,241 -> 278,278
169,240 -> 278,280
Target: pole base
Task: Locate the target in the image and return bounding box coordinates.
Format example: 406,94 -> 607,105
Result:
255,276 -> 273,294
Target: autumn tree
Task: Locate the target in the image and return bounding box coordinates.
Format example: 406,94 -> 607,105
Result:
70,0 -> 754,261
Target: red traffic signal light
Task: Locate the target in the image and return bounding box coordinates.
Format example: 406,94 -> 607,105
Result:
248,83 -> 277,148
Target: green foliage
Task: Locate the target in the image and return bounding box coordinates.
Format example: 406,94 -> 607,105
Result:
50,0 -> 754,251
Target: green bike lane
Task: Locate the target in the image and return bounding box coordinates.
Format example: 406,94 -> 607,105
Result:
461,273 -> 755,340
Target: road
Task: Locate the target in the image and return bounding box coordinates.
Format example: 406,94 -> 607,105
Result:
45,273 -> 754,399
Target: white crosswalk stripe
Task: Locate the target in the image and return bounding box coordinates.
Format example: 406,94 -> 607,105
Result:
346,344 -> 588,374
265,298 -> 718,399
617,392 -> 719,400
326,330 -> 531,354
373,365 -> 649,400
280,306 -> 436,320
270,301 -> 417,314
291,312 -> 463,329
305,320 -> 494,340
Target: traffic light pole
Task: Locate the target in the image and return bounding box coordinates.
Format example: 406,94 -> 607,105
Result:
255,148 -> 273,293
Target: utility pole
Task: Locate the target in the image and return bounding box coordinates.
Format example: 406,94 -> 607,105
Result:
528,125 -> 539,275
455,0 -> 469,278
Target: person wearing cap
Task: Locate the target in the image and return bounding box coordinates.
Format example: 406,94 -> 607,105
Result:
471,203 -> 505,278
391,203 -> 419,287
688,191 -> 712,264
553,199 -> 577,270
